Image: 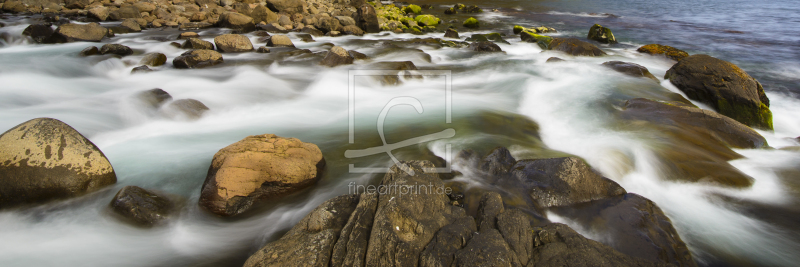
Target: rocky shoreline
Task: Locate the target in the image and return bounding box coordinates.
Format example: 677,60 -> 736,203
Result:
0,0 -> 793,266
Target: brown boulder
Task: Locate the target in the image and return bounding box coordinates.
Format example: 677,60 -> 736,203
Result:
178,32 -> 199,39
320,46 -> 354,67
266,34 -> 294,47
549,37 -> 606,56
602,61 -> 659,82
88,6 -> 110,21
140,53 -> 167,66
218,12 -> 255,32
182,38 -> 214,50
214,33 -> 254,52
266,0 -> 304,14
354,4 -> 379,33
199,134 -> 325,216
52,23 -> 108,42
637,44 -> 689,61
173,49 -> 223,69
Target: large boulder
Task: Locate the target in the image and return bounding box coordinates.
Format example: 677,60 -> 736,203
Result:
99,44 -> 133,57
320,46 -> 354,67
602,61 -> 659,82
109,6 -> 142,20
1,1 -> 26,13
199,134 -> 325,217
587,23 -> 617,44
471,41 -> 503,52
52,23 -> 108,42
109,186 -> 174,227
637,44 -> 689,61
665,54 -> 772,130
549,37 -> 606,56
173,49 -> 223,69
219,12 -> 255,32
0,118 -> 116,208
22,24 -> 54,44
531,223 -> 668,266
214,34 -> 254,52
250,5 -> 279,24
340,25 -> 364,36
355,4 -> 379,33
88,6 -> 110,21
182,38 -> 214,50
266,35 -> 294,47
266,0 -> 304,14
119,18 -> 142,32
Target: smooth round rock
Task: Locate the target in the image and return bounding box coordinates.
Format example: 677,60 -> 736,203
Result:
214,34 -> 254,53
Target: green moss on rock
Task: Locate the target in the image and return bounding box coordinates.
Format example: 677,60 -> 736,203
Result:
587,24 -> 617,44
402,4 -> 421,14
513,25 -> 524,34
414,14 -> 440,27
463,17 -> 479,28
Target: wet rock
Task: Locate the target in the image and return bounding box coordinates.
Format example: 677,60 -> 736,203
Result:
403,4 -> 421,14
79,46 -> 99,56
521,30 -> 553,49
341,25 -> 364,36
637,44 -> 689,61
480,147 -> 516,177
602,61 -> 659,82
511,157 -> 626,208
52,23 -> 108,42
250,5 -> 279,25
0,118 -> 116,208
173,49 -> 223,69
131,65 -> 153,74
178,32 -> 199,40
214,34 -> 254,52
665,54 -> 772,130
315,17 -> 341,33
531,223 -> 667,266
296,33 -> 314,42
497,208 -> 534,263
199,134 -> 325,217
99,44 -> 133,57
22,24 -> 54,44
476,192 -> 504,231
549,37 -> 606,56
349,50 -> 368,60
453,229 -> 520,266
471,41 -> 503,52
140,53 -> 167,66
88,6 -> 110,21
244,194 -> 360,267
266,35 -> 294,47
444,28 -> 458,38
256,46 -> 271,53
64,0 -> 89,9
182,38 -> 214,50
444,7 -> 457,15
302,26 -> 325,37
329,192 -> 378,267
320,46 -> 354,67
546,57 -> 564,63
463,17 -> 479,28
365,61 -> 419,85
588,23 -> 617,44
1,1 -> 26,13
419,216 -> 477,267
219,12 -> 255,32
109,6 -> 142,20
135,88 -> 172,109
463,5 -> 483,13
120,18 -> 142,32
266,0 -> 303,14
162,99 -> 209,120
552,193 -> 696,267
110,186 -> 173,227
355,4 -> 379,33
415,14 -> 440,27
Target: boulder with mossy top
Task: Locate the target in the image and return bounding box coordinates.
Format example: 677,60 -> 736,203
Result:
402,4 -> 421,14
588,24 -> 617,44
520,30 -> 553,49
415,14 -> 440,27
665,54 -> 772,130
467,33 -> 508,44
463,17 -> 479,28
444,7 -> 457,15
637,44 -> 689,61
463,5 -> 483,13
513,25 -> 524,34
173,49 -> 223,69
320,46 -> 354,67
0,118 -> 117,208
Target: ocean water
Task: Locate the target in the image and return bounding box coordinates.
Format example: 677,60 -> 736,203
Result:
1,0 -> 799,266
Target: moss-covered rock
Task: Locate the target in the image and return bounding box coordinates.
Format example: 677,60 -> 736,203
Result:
587,24 -> 617,44
463,17 -> 479,28
444,7 -> 457,15
637,44 -> 689,61
402,4 -> 421,14
513,25 -> 524,34
520,30 -> 553,50
414,14 -> 440,27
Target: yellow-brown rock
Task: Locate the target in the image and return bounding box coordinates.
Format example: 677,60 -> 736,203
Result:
200,134 -> 325,216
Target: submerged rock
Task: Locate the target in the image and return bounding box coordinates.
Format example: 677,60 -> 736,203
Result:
550,37 -> 606,56
256,46 -> 271,53
546,57 -> 564,63
320,46 -> 354,67
588,23 -> 617,44
162,99 -> 209,120
182,38 -> 214,50
99,44 -> 133,57
79,46 -> 99,56
512,157 -> 627,208
637,44 -> 689,61
471,41 -> 503,52
131,65 -> 153,74
214,34 -> 254,52
532,223 -> 667,266
110,186 -> 174,227
173,49 -> 223,69
0,118 -> 116,208
665,54 -> 772,130
199,134 -> 325,217
140,53 -> 167,66
135,88 -> 172,109
602,61 -> 659,82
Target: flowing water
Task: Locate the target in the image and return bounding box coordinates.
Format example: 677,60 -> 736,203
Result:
1,0 -> 799,266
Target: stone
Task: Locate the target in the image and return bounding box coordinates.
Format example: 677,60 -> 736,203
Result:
88,7 -> 110,21
531,223 -> 667,266
602,61 -> 659,82
0,118 -> 116,208
452,229 -> 520,266
419,217 -> 476,267
52,23 -> 108,43
250,5 -> 279,25
511,157 -> 627,208
22,24 -> 54,44
182,38 -> 214,50
110,6 -> 142,20
444,7 -> 457,15
415,14 -> 440,27
444,28 -> 458,38
135,89 -> 172,109
520,30 -> 553,50
463,5 -> 482,13
314,17 -> 341,33
99,44 -> 133,56
320,46 -> 354,67
334,16 -> 355,26
120,18 -> 142,32
546,57 -> 564,63
110,186 -> 173,227
549,37 -> 607,56
256,46 -> 270,53
179,22 -> 213,30
266,35 -> 294,47
178,32 -> 199,39
266,0 -> 304,14
665,54 -> 772,130
173,49 -> 223,69
355,4 -> 379,33
463,17 -> 479,28
497,209 -> 534,264
140,53 -> 167,66
214,34 -> 254,52
349,50 -> 368,60
638,44 -> 689,61
1,1 -> 26,13
79,46 -> 99,56
277,15 -> 292,26
199,134 -> 325,216
162,99 -> 209,120
340,25 -> 364,36
402,4 -> 421,14
65,0 -> 89,9
329,192 -> 378,267
588,23 -> 616,44
471,41 -> 503,52
219,12 -> 255,32
476,192 -> 504,231
134,2 -> 156,13
513,25 -> 524,34
131,65 -> 153,74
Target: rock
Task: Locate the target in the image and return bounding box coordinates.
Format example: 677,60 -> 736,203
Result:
520,30 -> 553,50
349,50 -> 368,60
552,193 -> 696,267
463,17 -> 479,28
549,37 -> 607,56
444,28 -> 458,38
140,53 -> 167,66
178,32 -> 199,39
415,14 -> 440,27
638,44 -> 689,61
315,17 -> 341,33
320,46 -> 354,67
419,216 -> 477,267
665,54 -> 772,130
250,5 -> 279,25
99,44 -> 133,57
602,61 -> 659,82
260,23 -> 290,33
214,34 -> 254,52
266,35 -> 294,47
131,65 -> 153,74
180,22 -> 214,30
329,192 -> 378,267
88,7 -> 110,21
266,0 -> 303,14
341,25 -> 364,36
109,186 -> 173,227
476,192 -> 504,231
588,23 -> 616,44
296,33 -> 314,42
463,5 -> 482,13
277,15 -> 292,27
79,46 -> 99,56
403,4 -> 421,14
513,25 -> 524,34
471,41 -> 503,52
110,6 -> 142,20
0,118 -> 116,208
1,1 -> 25,13
444,7 -> 457,15
173,49 -> 223,69
355,4 -> 379,33
497,209 -> 534,264
546,57 -> 564,63
182,38 -> 214,50
335,16 -> 356,26
22,24 -> 54,44
531,223 -> 667,266
366,61 -> 420,85
120,19 -> 142,32
65,0 -> 89,9
302,26 -> 325,37
256,46 -> 270,53
530,26 -> 557,33
200,134 -> 324,216
244,194 -> 361,267
162,99 -> 209,120
135,88 -> 172,109
134,2 -> 156,13
480,147 -> 516,177
219,12 -> 255,32
52,23 -> 108,42
511,157 -> 626,208
453,229 -> 520,267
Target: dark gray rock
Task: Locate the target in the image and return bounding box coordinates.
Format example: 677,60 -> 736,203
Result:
531,223 -> 668,266
22,24 -> 54,44
131,65 -> 153,74
109,186 -> 173,227
99,44 -> 133,56
602,61 -> 659,82
550,37 -> 606,56
79,46 -> 99,56
471,41 -> 503,52
444,28 -> 459,39
355,4 -> 379,33
511,157 -> 626,208
419,216 -> 477,267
